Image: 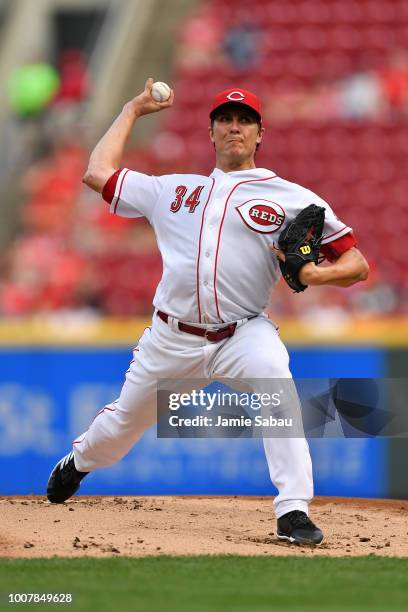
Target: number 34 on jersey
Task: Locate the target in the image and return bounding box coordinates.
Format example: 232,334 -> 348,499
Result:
170,185 -> 205,213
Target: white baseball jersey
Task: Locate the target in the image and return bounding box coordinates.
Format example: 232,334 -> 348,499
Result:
74,165 -> 356,517
104,167 -> 353,324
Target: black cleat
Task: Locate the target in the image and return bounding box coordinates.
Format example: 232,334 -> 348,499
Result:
47,451 -> 89,503
277,510 -> 324,545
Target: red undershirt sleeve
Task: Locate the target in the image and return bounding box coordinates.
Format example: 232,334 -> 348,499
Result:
102,169 -> 123,204
320,232 -> 357,262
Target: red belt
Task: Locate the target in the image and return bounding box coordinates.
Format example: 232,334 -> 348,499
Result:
157,310 -> 237,342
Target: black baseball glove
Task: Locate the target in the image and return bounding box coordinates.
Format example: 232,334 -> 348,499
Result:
277,204 -> 325,293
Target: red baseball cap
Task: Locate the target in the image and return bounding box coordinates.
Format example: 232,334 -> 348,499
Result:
210,88 -> 262,122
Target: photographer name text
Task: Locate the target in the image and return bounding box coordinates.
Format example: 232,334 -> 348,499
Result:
168,415 -> 292,428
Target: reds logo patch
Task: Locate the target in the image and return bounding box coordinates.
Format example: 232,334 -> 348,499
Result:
226,90 -> 245,101
236,199 -> 285,234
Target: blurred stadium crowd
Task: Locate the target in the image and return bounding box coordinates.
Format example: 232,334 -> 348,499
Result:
0,0 -> 407,322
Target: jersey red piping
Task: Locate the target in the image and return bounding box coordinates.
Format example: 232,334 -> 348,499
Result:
213,174 -> 277,320
113,169 -> 129,215
196,178 -> 215,323
322,225 -> 349,242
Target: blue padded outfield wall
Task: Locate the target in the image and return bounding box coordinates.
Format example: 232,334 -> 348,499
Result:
0,346 -> 387,497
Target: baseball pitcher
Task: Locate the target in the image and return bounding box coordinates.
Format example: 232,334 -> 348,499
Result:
47,79 -> 369,545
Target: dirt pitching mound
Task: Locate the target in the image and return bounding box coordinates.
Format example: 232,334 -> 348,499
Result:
1,496 -> 407,558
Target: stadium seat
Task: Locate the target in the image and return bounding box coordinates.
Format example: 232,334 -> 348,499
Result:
2,0 -> 407,317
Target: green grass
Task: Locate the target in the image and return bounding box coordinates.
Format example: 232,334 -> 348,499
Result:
0,556 -> 407,611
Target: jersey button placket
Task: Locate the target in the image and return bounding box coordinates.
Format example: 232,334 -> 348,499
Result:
199,194 -> 223,322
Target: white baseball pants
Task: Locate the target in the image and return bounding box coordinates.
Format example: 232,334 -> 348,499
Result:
73,313 -> 313,518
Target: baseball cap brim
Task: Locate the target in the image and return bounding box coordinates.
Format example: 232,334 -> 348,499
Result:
210,101 -> 262,122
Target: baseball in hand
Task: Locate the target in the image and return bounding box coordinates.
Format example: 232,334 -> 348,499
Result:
151,81 -> 171,102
